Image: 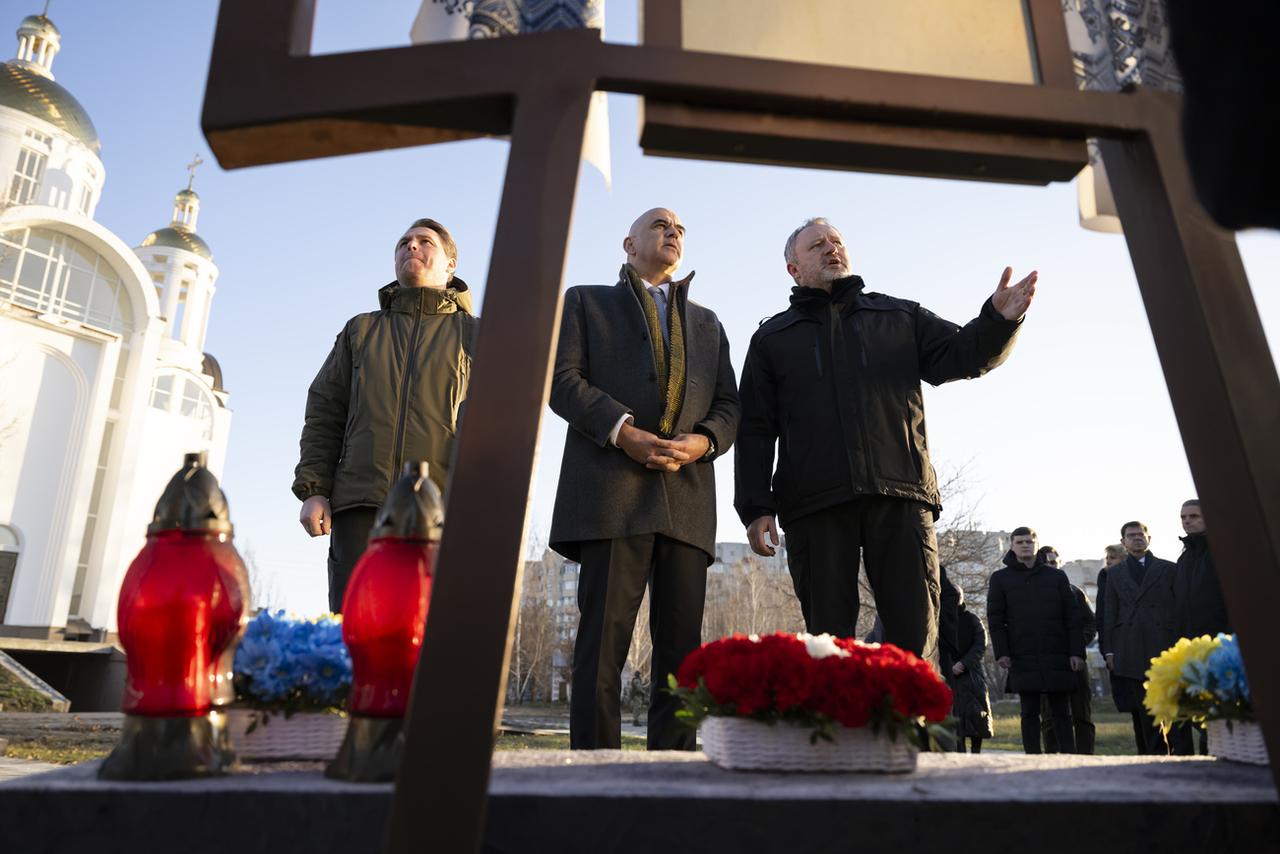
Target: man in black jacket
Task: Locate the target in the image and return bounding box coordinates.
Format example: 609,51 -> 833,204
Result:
550,207 -> 740,751
1174,499 -> 1231,754
734,217 -> 1032,663
988,527 -> 1084,754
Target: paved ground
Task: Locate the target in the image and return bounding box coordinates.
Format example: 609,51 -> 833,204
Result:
0,757 -> 60,783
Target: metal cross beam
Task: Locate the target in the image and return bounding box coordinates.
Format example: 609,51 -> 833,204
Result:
201,2 -> 1280,852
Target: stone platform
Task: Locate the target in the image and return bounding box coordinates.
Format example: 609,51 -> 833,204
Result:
2,751 -> 1277,853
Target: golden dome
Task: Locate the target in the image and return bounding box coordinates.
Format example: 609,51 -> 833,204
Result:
18,15 -> 59,39
140,226 -> 213,261
0,60 -> 99,152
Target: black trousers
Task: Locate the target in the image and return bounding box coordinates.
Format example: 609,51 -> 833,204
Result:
570,534 -> 707,751
327,506 -> 376,613
1020,691 -> 1074,754
1112,675 -> 1164,754
1042,668 -> 1095,754
783,497 -> 940,665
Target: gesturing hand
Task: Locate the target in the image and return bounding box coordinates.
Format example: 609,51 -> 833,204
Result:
990,266 -> 1038,321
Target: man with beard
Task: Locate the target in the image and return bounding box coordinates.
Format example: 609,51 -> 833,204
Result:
550,207 -> 739,751
734,217 -> 1033,664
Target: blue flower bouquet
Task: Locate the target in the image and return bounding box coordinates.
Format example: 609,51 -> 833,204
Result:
232,610 -> 352,733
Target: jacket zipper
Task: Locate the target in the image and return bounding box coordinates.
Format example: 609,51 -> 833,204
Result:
829,302 -> 861,490
851,311 -> 879,484
391,289 -> 425,473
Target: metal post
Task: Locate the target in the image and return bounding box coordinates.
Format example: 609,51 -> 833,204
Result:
384,80 -> 594,854
1100,113 -> 1280,783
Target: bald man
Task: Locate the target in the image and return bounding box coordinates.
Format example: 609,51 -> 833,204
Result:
549,207 -> 740,751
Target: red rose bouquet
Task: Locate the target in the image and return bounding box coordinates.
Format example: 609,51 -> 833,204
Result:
671,632 -> 954,750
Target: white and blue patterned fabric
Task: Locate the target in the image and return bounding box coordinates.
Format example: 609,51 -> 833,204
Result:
1062,0 -> 1182,232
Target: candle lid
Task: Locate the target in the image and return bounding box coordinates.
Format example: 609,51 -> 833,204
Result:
147,452 -> 233,535
369,461 -> 444,541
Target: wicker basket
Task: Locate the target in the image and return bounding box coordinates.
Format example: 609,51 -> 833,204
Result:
700,716 -> 917,773
225,708 -> 347,761
1208,719 -> 1270,766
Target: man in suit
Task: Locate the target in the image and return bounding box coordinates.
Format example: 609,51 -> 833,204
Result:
549,207 -> 740,750
1103,520 -> 1179,754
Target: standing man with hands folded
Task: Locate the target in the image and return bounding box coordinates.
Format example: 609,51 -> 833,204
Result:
549,207 -> 739,751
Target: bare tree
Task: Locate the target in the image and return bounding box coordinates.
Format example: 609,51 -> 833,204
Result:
241,544 -> 282,612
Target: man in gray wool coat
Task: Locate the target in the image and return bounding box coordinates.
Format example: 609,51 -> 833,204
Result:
549,206 -> 740,751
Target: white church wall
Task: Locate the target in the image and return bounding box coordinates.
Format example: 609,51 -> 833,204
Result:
0,105 -> 104,217
0,317 -> 114,627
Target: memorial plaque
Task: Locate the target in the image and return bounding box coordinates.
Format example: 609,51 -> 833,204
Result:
640,0 -> 1087,183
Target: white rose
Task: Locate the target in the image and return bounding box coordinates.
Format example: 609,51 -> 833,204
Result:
798,632 -> 850,660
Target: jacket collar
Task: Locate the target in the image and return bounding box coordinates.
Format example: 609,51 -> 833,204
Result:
1002,550 -> 1040,571
788,274 -> 865,312
1180,533 -> 1208,550
378,276 -> 473,315
617,263 -> 694,295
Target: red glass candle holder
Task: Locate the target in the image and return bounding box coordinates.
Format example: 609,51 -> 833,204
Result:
100,453 -> 249,780
327,461 -> 442,782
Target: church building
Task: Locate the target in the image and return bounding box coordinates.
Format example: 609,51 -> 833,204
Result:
0,10 -> 231,646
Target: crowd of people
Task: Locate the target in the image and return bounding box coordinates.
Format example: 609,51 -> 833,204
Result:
953,501 -> 1232,755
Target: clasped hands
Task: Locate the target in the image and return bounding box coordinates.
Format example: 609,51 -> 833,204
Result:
617,422 -> 708,472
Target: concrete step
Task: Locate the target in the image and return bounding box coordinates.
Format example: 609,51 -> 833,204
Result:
0,752 -> 1275,853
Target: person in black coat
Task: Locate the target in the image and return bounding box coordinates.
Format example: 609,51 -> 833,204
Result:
1174,499 -> 1231,754
550,207 -> 740,751
1174,500 -> 1230,638
735,217 -> 1033,666
1094,543 -> 1127,665
988,527 -> 1085,754
950,587 -> 993,753
1103,521 -> 1179,755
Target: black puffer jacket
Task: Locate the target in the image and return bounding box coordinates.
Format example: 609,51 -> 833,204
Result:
987,552 -> 1084,694
1175,533 -> 1231,638
734,275 -> 1021,527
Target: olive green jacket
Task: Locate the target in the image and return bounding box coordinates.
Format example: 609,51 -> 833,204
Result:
293,280 -> 478,511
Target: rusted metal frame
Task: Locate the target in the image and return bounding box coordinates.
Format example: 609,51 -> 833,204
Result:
1099,121 -> 1280,788
203,1 -> 1153,172
383,80 -> 595,854
1025,0 -> 1078,88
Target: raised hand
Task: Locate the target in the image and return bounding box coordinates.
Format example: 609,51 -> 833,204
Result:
990,266 -> 1038,321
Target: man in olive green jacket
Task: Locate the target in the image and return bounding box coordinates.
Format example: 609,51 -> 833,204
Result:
293,218 -> 478,611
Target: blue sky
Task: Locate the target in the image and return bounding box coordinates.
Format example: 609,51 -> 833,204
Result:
33,1 -> 1280,614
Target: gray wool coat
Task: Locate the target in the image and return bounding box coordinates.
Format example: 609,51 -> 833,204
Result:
548,268 -> 740,564
1102,553 -> 1179,680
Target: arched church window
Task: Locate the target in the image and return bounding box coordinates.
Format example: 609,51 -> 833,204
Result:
0,227 -> 134,334
179,378 -> 215,441
0,524 -> 19,624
